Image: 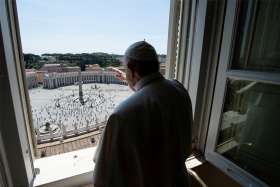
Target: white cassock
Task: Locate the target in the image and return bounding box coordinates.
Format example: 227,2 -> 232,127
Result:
93,72 -> 193,187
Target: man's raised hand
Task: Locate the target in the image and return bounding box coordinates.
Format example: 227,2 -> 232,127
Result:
107,67 -> 126,82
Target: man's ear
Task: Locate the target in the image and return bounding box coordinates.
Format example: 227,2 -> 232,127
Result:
127,63 -> 135,76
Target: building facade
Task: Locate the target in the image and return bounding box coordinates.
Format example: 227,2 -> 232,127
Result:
43,70 -> 127,89
25,72 -> 38,89
40,64 -> 63,73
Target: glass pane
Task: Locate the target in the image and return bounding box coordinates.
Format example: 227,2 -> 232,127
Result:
216,79 -> 280,186
232,0 -> 280,72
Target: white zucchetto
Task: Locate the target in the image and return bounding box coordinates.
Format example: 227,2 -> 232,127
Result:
124,41 -> 158,61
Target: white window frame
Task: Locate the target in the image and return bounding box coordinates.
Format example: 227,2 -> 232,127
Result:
0,0 -> 35,186
174,0 -> 227,154
205,1 -> 280,187
180,0 -> 209,150
175,0 -> 194,85
166,0 -> 183,79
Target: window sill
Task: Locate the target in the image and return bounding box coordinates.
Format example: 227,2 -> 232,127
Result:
34,147 -> 204,187
34,146 -> 97,187
186,155 -> 204,169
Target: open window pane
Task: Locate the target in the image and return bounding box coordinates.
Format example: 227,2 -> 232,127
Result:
232,0 -> 280,72
216,79 -> 280,186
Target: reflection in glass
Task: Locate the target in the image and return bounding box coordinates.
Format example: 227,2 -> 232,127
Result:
232,0 -> 280,72
216,80 -> 280,186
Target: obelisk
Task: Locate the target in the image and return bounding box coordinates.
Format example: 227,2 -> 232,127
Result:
79,62 -> 85,105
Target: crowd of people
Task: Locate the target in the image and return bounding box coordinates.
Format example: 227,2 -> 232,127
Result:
32,84 -> 118,140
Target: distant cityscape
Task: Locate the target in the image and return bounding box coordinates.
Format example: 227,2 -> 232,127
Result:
24,53 -> 166,89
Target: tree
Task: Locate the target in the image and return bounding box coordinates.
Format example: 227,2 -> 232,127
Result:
23,53 -> 44,69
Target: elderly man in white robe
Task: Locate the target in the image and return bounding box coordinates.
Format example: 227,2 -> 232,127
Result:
93,41 -> 193,187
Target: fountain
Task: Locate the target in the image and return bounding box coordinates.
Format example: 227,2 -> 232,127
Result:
39,122 -> 60,135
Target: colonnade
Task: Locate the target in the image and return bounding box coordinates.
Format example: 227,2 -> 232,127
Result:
43,70 -> 127,89
26,72 -> 38,89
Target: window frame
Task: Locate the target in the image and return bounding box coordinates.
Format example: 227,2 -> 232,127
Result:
174,0 -> 227,154
169,0 -> 208,151
1,0 -> 182,186
0,0 -> 35,186
8,0 -> 182,157
3,0 -> 218,186
166,0 -> 183,79
205,0 -> 280,186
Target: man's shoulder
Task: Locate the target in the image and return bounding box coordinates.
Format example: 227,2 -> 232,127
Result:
113,91 -> 145,116
167,79 -> 188,92
113,79 -> 190,116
